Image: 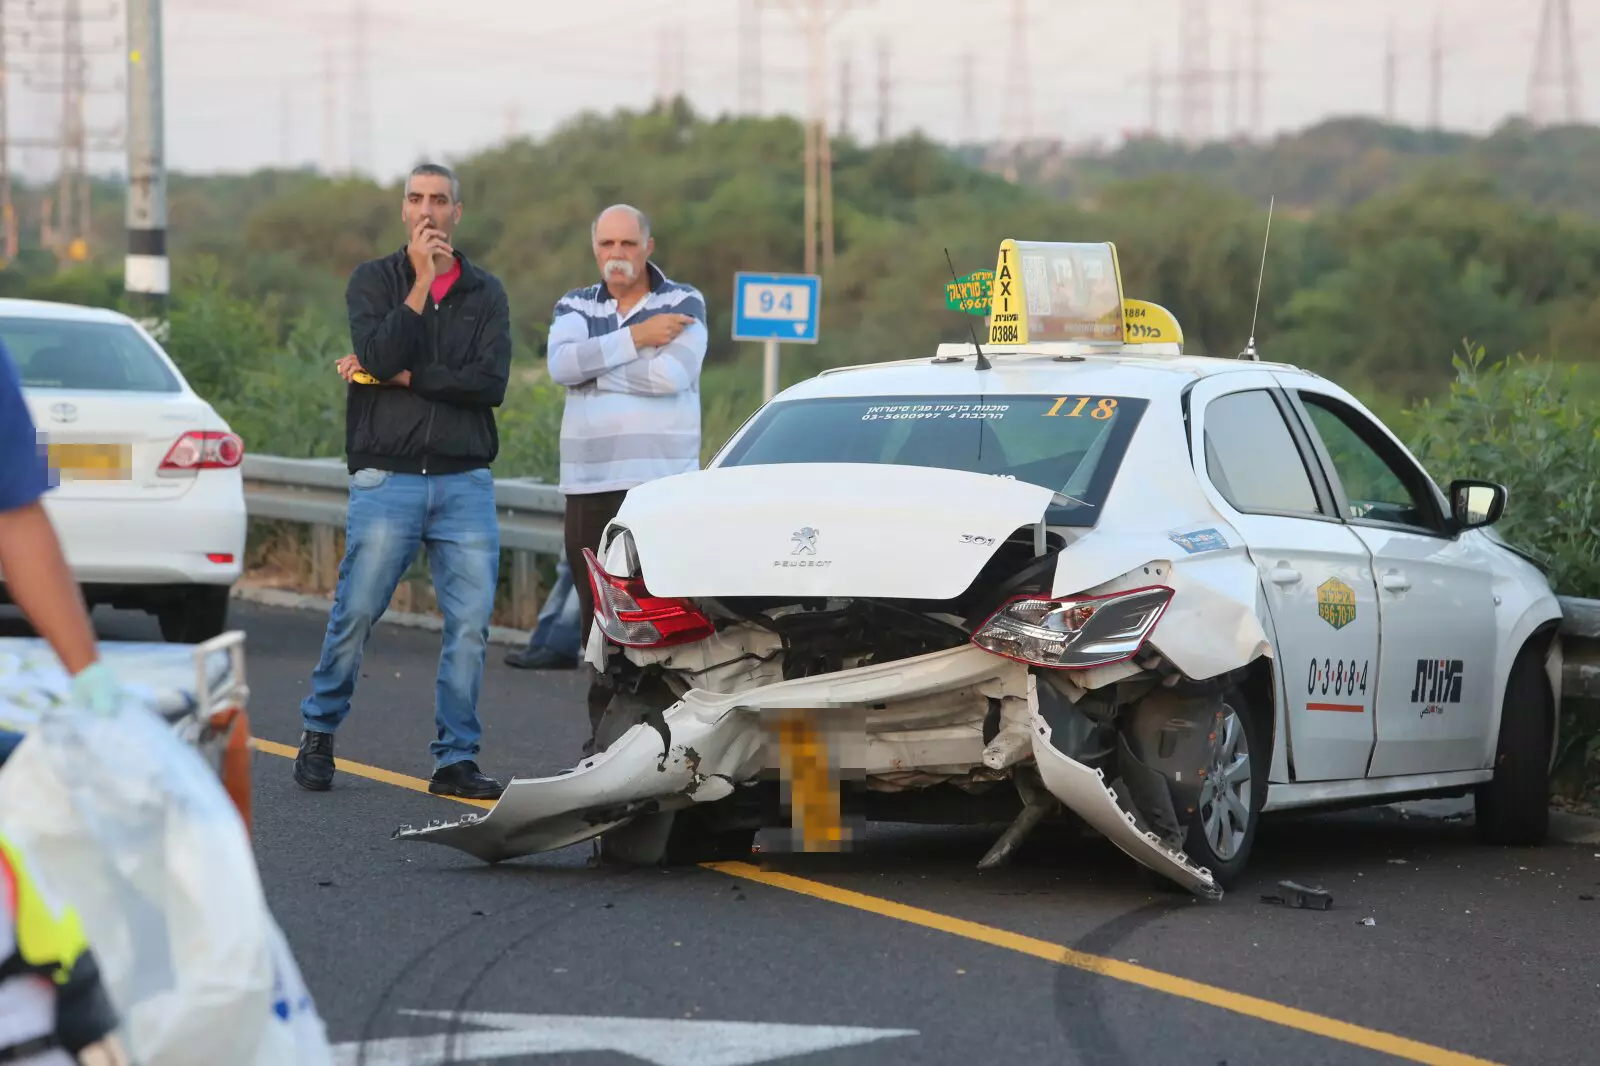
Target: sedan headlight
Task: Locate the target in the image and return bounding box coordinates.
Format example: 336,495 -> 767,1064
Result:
971,585 -> 1174,669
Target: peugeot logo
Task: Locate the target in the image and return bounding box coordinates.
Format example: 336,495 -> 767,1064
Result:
791,527 -> 819,555
49,402 -> 77,423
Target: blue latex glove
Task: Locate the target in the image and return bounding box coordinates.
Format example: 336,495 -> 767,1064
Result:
69,660 -> 120,716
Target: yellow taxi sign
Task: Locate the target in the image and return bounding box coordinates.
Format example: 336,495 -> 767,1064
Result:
986,239 -> 1125,346
1122,299 -> 1184,347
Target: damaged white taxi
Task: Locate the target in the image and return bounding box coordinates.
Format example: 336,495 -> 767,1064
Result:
397,239 -> 1564,900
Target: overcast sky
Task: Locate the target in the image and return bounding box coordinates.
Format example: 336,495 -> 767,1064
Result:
14,0 -> 1593,184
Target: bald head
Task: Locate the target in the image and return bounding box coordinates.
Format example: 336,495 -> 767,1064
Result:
592,204 -> 655,293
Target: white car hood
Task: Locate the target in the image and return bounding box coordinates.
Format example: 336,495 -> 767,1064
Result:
611,463 -> 1061,601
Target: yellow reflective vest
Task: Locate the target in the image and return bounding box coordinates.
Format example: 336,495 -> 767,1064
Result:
0,833 -> 113,1065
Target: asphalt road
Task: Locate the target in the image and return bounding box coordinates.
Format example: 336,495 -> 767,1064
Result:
19,600 -> 1600,1065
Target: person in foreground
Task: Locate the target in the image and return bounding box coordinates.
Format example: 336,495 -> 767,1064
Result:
0,348 -> 129,1064
546,203 -> 707,752
295,163 -> 513,800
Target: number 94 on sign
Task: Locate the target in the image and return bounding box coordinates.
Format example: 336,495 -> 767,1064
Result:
1307,657 -> 1369,698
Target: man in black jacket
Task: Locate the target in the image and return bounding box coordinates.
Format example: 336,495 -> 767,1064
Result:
294,163 -> 511,800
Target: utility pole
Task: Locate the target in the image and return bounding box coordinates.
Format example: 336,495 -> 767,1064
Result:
1227,33 -> 1239,137
1146,44 -> 1161,137
1529,0 -> 1581,125
838,49 -> 851,139
125,0 -> 167,328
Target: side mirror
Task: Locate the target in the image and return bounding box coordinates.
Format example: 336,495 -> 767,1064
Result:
1448,479 -> 1507,530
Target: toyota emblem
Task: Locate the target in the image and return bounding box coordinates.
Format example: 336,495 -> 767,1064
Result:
49,402 -> 77,423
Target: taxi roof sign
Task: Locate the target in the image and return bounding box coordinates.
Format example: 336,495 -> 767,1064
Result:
986,239 -> 1125,347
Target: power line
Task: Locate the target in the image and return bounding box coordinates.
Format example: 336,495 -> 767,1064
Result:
1528,0 -> 1580,125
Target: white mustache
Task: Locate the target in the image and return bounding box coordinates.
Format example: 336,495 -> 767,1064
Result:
604,259 -> 636,280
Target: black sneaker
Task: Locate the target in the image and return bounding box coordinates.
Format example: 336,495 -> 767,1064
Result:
504,646 -> 578,670
429,760 -> 504,800
294,730 -> 335,791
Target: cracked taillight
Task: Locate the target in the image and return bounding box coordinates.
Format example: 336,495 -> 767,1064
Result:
580,548 -> 715,648
972,585 -> 1174,669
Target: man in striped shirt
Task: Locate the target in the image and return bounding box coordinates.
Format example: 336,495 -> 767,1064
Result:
546,204 -> 707,747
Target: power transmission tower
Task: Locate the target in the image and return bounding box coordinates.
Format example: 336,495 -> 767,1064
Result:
739,0 -> 761,113
1383,21 -> 1397,122
875,35 -> 889,143
778,0 -> 867,276
961,51 -> 975,144
655,24 -> 686,105
321,46 -> 338,175
348,0 -> 371,176
1001,0 -> 1031,176
1529,0 -> 1580,125
16,0 -> 124,265
1428,15 -> 1442,130
1248,0 -> 1263,137
1176,0 -> 1213,146
1145,44 -> 1161,137
838,49 -> 851,139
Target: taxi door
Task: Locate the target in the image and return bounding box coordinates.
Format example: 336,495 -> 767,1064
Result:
1187,375 -> 1380,782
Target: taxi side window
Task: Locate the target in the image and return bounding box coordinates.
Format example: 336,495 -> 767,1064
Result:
1203,389 -> 1324,517
1297,394 -> 1434,530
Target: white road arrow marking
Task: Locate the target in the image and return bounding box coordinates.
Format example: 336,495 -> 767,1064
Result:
330,1010 -> 917,1066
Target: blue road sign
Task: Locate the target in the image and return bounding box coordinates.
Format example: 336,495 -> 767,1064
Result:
732,272 -> 821,344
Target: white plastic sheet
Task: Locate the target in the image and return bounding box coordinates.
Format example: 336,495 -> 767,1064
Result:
0,680 -> 333,1066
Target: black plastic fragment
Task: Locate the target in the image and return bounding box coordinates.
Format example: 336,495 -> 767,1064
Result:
1259,879 -> 1333,910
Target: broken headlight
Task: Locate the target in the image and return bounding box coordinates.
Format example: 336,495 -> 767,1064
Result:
971,586 -> 1173,669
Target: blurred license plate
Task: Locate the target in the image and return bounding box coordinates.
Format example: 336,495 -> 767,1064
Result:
49,442 -> 132,480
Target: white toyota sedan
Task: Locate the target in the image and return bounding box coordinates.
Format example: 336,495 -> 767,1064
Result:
3,298 -> 245,643
397,241 -> 1564,900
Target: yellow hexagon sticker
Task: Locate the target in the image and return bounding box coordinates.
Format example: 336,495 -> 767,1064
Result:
1317,578 -> 1357,630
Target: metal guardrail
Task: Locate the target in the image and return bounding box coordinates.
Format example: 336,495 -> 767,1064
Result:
240,454 -> 1600,712
241,455 -> 566,628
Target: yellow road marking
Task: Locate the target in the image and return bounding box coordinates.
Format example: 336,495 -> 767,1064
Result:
705,861 -> 1498,1066
250,739 -> 1498,1066
249,737 -> 496,809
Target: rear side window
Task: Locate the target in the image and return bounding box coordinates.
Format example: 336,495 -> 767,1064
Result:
4,317 -> 181,393
1203,389 -> 1324,516
715,392 -> 1149,526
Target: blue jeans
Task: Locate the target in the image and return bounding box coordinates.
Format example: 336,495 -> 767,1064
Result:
299,467 -> 500,770
523,554 -> 580,657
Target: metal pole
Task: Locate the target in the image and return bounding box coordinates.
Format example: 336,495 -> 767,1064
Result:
763,338 -> 779,401
125,0 -> 167,333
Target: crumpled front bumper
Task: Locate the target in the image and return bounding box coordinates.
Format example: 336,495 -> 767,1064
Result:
392,644 -> 1222,898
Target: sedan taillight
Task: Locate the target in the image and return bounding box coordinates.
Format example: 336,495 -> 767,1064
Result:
972,585 -> 1174,669
160,431 -> 244,474
581,548 -> 715,648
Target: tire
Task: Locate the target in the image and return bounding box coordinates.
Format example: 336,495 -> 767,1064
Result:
1179,688 -> 1267,890
1474,644 -> 1552,846
157,585 -> 231,644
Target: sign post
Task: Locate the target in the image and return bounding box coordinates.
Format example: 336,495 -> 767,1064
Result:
733,272 -> 821,401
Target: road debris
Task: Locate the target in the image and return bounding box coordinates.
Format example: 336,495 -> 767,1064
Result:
1260,880 -> 1333,910
1359,917 -> 1377,926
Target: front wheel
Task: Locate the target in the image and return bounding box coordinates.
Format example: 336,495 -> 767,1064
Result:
1474,644 -> 1553,846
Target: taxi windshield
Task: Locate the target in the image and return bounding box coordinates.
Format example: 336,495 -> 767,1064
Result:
715,393 -> 1148,526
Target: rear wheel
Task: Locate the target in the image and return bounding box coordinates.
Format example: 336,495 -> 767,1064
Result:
1474,644 -> 1552,845
157,585 -> 231,644
1179,689 -> 1266,889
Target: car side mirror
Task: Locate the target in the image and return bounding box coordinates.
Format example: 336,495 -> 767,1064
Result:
1449,479 -> 1507,530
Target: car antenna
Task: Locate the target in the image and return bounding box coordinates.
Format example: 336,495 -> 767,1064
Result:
944,247 -> 992,370
1239,194 -> 1275,362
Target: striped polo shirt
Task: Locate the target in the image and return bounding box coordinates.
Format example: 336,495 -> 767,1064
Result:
545,261 -> 708,495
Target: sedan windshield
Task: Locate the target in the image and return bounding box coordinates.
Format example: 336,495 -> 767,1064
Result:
715,393 -> 1149,526
5,317 -> 181,393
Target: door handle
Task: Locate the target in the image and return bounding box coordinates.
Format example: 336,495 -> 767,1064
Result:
1381,570 -> 1410,592
1269,565 -> 1301,586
